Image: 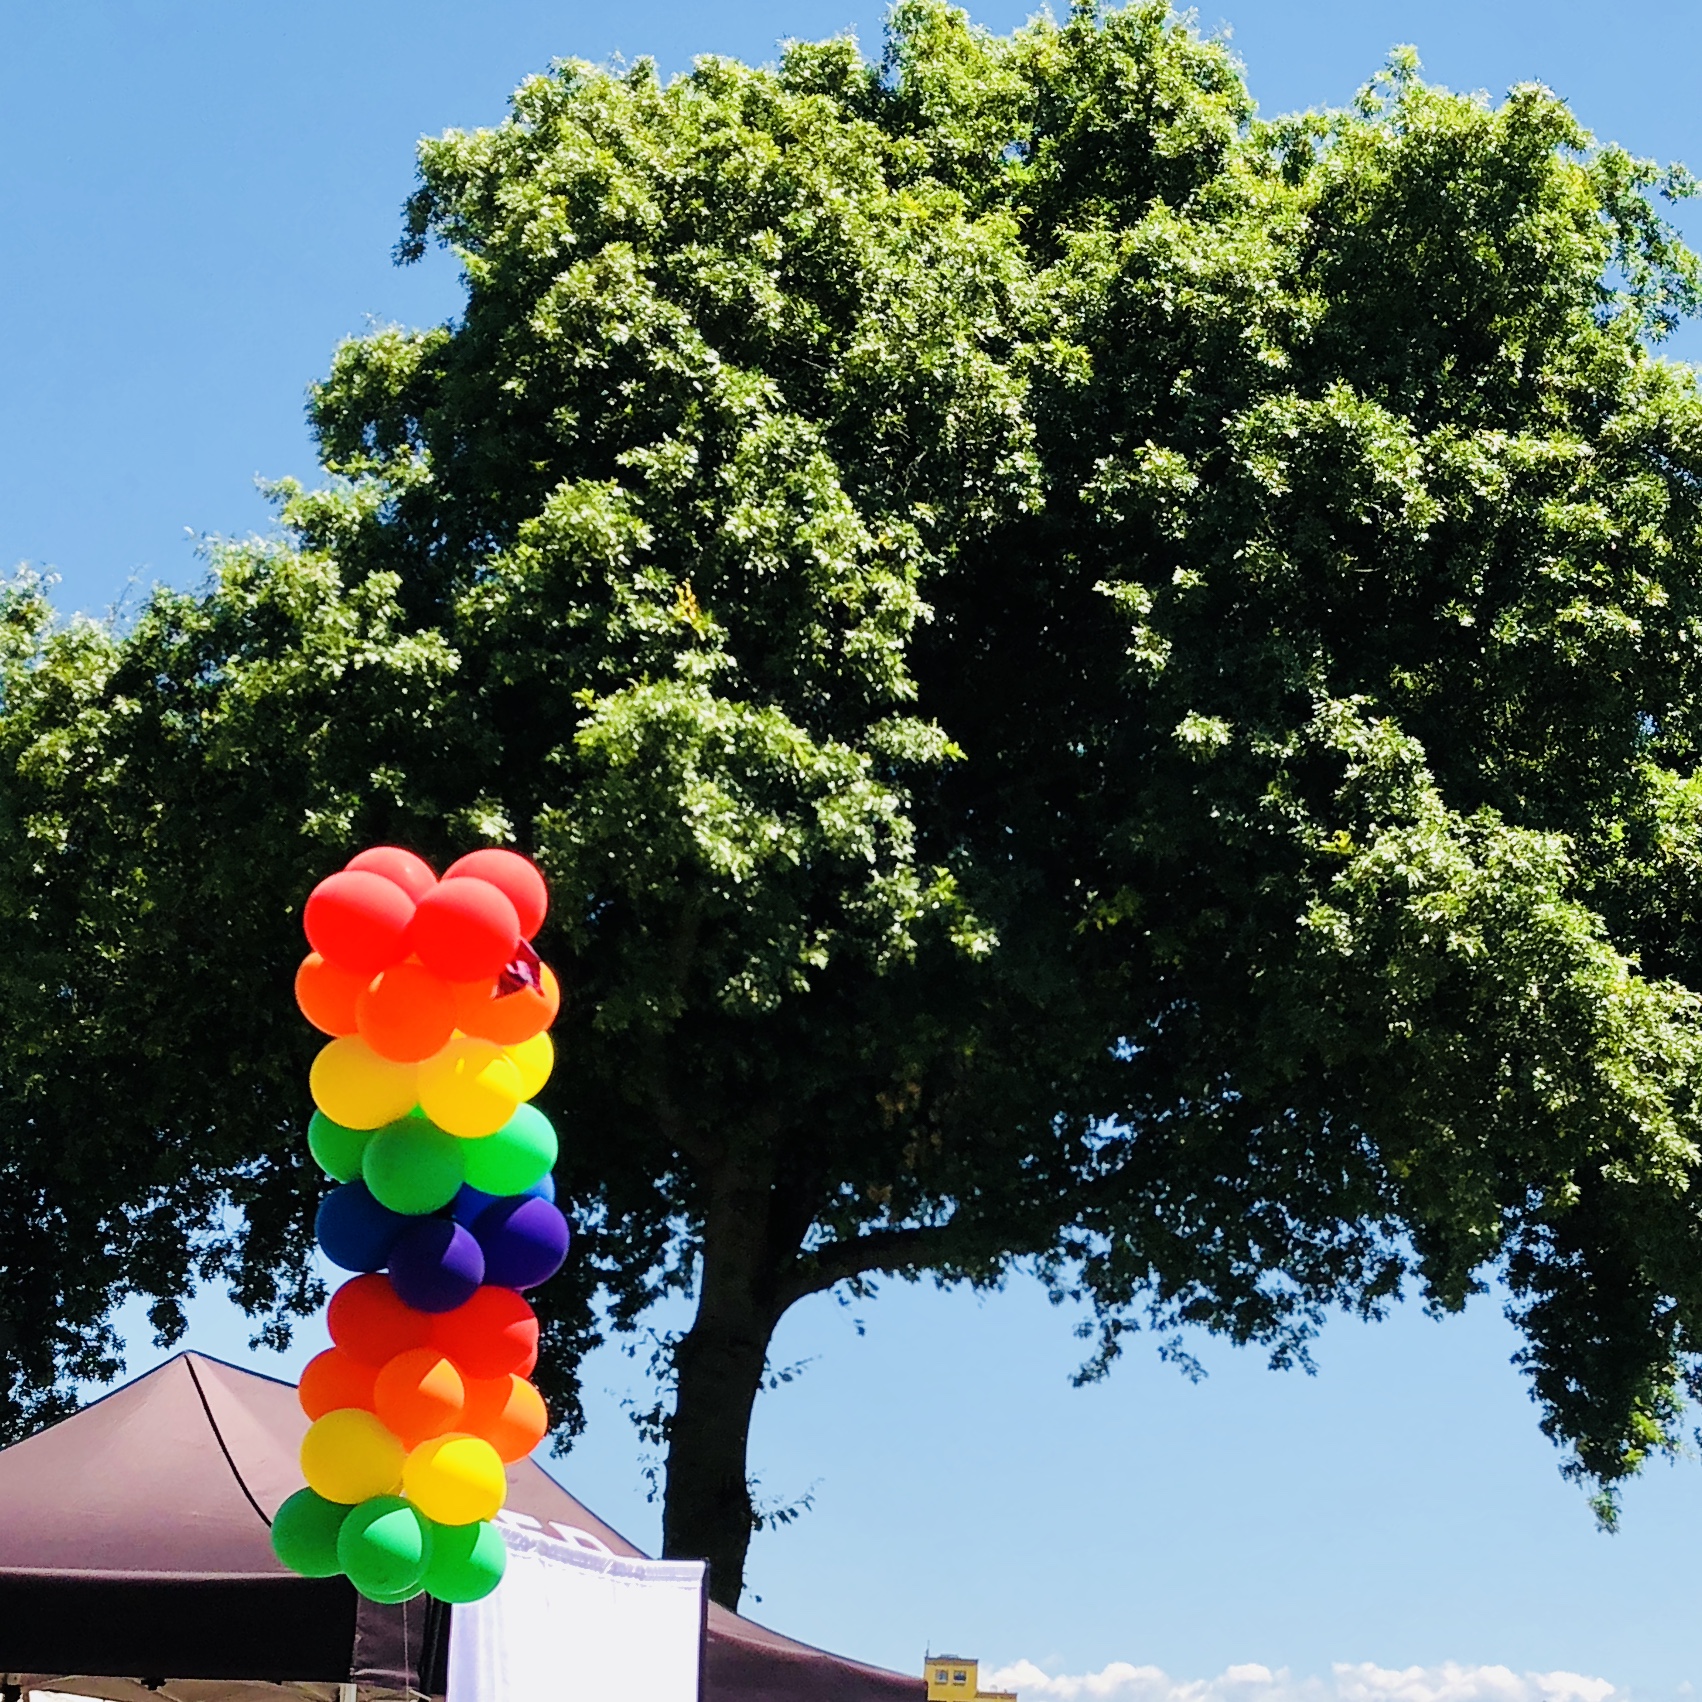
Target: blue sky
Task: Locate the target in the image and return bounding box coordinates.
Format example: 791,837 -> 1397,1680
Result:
10,3 -> 1702,1698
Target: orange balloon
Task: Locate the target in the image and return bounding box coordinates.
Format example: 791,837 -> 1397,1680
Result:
452,963 -> 560,1046
374,1347 -> 467,1448
357,960 -> 458,1063
460,1374 -> 549,1463
298,1347 -> 378,1420
295,953 -> 369,1036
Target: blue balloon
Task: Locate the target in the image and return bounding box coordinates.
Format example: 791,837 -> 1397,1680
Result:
388,1217 -> 485,1313
473,1196 -> 571,1290
449,1184 -> 497,1228
450,1170 -> 554,1228
316,1182 -> 407,1273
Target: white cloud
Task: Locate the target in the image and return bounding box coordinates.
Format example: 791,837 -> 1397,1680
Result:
982,1661 -> 1625,1702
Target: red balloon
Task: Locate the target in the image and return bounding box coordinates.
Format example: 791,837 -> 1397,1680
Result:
304,871 -> 416,976
328,1274 -> 433,1367
444,849 -> 548,938
357,960 -> 458,1062
295,952 -> 368,1036
298,1347 -> 379,1420
408,880 -> 521,984
431,1286 -> 539,1379
347,846 -> 439,903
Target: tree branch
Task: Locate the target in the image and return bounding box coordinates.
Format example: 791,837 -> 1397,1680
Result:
778,1222 -> 981,1309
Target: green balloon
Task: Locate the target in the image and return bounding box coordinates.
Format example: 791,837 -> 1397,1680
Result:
422,1518 -> 508,1604
308,1111 -> 372,1183
337,1495 -> 433,1602
365,1581 -> 427,1603
271,1487 -> 349,1578
463,1103 -> 557,1196
362,1118 -> 465,1214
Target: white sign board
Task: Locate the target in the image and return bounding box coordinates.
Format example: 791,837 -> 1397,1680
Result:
448,1521 -> 705,1702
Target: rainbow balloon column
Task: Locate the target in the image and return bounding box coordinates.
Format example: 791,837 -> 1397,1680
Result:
269,846 -> 568,1606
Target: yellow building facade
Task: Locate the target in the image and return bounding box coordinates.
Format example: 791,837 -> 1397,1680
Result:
924,1654 -> 1016,1702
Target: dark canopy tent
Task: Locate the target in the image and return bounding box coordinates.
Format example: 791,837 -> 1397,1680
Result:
0,1354 -> 922,1702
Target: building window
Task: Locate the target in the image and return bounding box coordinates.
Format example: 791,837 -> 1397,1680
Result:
954,1674 -> 968,1686
936,1672 -> 951,1685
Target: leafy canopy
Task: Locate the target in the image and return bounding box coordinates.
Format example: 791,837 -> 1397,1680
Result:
6,0 -> 1702,1592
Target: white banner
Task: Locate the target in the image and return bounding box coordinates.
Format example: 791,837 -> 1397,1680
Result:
448,1519 -> 705,1702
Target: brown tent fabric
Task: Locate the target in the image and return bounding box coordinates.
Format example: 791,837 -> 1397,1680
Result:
0,1353 -> 922,1702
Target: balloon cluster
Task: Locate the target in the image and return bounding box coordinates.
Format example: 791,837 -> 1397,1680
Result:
270,847 -> 567,1606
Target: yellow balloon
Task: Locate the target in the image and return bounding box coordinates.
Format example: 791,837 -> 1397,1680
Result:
505,1031 -> 553,1100
419,1037 -> 524,1139
402,1432 -> 508,1526
311,1037 -> 418,1130
300,1408 -> 405,1504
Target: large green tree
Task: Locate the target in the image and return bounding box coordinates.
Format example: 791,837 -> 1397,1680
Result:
7,0 -> 1702,1608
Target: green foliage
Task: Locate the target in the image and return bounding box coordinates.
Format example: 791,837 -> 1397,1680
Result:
7,0 -> 1702,1596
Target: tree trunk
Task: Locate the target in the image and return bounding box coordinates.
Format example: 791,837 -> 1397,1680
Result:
660,1155 -> 789,1609
662,1287 -> 772,1607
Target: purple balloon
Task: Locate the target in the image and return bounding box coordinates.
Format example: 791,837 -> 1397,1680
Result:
388,1218 -> 485,1313
473,1196 -> 571,1290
